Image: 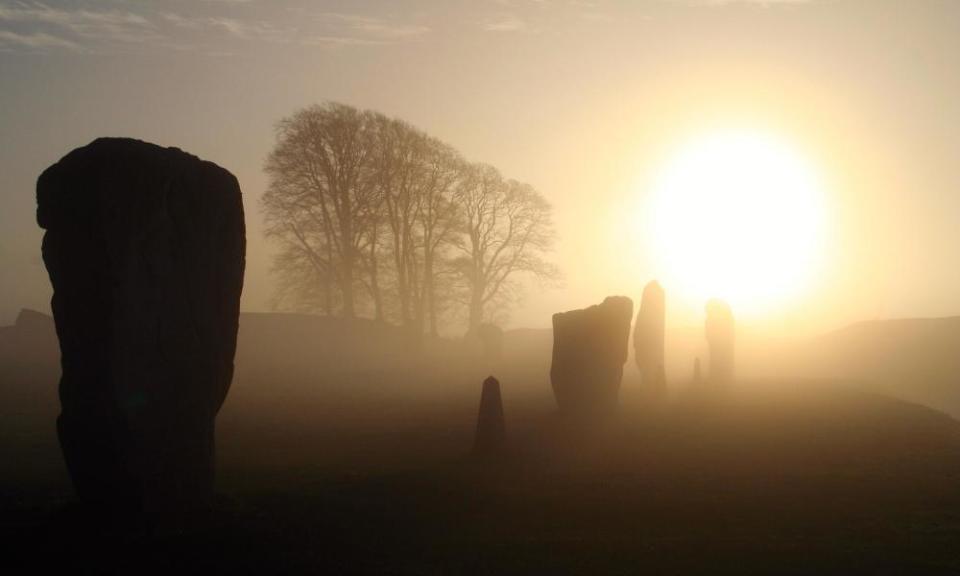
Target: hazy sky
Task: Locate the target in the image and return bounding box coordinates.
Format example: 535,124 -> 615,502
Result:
2,0 -> 959,335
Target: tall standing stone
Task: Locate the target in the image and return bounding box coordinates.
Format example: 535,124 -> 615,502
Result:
634,281 -> 666,396
474,376 -> 506,456
705,299 -> 735,384
551,296 -> 633,416
37,138 -> 246,516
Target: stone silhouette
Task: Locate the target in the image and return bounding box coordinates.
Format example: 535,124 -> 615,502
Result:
37,138 -> 246,517
474,376 -> 506,456
634,281 -> 666,397
705,299 -> 735,384
551,296 -> 633,415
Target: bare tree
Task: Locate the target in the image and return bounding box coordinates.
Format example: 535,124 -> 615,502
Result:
371,115 -> 424,327
264,228 -> 339,314
263,102 -> 559,334
415,138 -> 465,336
262,103 -> 380,318
454,164 -> 559,332
371,117 -> 466,336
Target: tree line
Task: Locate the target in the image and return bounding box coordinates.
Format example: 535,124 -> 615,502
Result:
262,102 -> 559,336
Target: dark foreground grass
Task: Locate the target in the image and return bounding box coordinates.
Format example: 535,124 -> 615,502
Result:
5,385 -> 960,574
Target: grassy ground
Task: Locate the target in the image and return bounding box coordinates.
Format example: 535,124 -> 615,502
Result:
5,384 -> 960,574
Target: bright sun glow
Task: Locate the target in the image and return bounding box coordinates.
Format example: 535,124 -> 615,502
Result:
646,130 -> 826,317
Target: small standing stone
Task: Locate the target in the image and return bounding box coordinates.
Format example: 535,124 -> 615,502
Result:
474,376 -> 506,456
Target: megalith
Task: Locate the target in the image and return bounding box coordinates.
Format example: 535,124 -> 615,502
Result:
550,296 -> 633,415
634,281 -> 666,396
474,376 -> 506,456
705,299 -> 735,384
37,138 -> 246,516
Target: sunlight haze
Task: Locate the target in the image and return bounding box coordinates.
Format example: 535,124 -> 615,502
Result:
2,0 -> 960,337
641,129 -> 827,322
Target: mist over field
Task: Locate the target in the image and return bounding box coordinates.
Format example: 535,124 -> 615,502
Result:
3,306 -> 960,572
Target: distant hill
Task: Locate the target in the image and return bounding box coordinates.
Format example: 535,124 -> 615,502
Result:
780,317 -> 960,417
235,312 -> 424,385
0,309 -> 63,494
5,309 -> 960,415
0,309 -> 453,390
0,308 -> 60,428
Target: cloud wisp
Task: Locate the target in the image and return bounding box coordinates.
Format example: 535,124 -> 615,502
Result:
0,1 -> 159,52
0,1 -> 432,54
667,0 -> 815,6
482,14 -> 528,33
0,28 -> 80,51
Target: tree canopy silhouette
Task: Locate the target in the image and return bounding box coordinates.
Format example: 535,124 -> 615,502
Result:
263,103 -> 378,319
262,102 -> 558,335
454,164 -> 559,331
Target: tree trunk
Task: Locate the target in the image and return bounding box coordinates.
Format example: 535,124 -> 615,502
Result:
340,250 -> 356,318
369,242 -> 384,321
424,254 -> 439,337
409,249 -> 424,336
397,253 -> 410,325
322,277 -> 332,316
468,285 -> 484,333
323,230 -> 335,316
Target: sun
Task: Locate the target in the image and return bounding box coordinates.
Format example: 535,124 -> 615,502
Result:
645,130 -> 826,317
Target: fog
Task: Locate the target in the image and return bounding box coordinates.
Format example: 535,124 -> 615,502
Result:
4,296 -> 960,570
4,1 -> 960,572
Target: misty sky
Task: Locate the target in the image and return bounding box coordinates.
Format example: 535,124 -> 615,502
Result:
2,0 -> 959,335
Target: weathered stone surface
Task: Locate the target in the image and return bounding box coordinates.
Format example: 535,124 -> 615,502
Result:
705,299 -> 735,384
551,296 -> 633,415
474,376 -> 505,456
37,138 -> 245,515
634,281 -> 666,396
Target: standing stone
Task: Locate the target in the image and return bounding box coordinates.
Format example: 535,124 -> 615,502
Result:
634,281 -> 666,397
37,138 -> 246,516
474,376 -> 506,456
705,299 -> 735,384
551,296 -> 633,416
